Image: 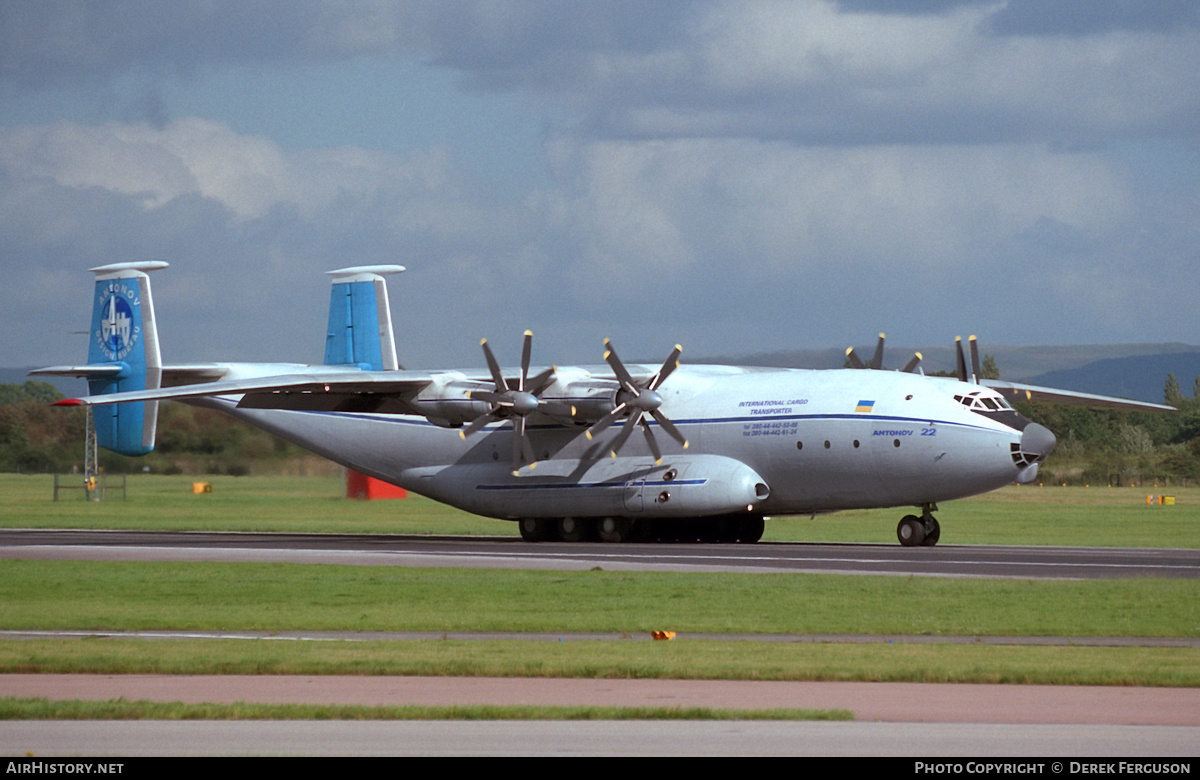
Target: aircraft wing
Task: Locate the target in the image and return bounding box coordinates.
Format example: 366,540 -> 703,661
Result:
981,379 -> 1176,412
52,369 -> 438,417
32,364 -> 232,385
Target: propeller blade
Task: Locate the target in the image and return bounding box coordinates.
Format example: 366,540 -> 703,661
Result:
539,401 -> 577,418
603,339 -> 640,394
649,344 -> 683,390
607,414 -> 640,458
640,418 -> 662,464
845,347 -> 866,370
902,352 -> 923,374
520,330 -> 533,390
650,409 -> 688,448
469,390 -> 510,407
511,416 -> 536,473
969,335 -> 981,384
871,333 -> 885,370
585,402 -> 629,440
460,411 -> 497,439
481,338 -> 508,391
525,367 -> 557,397
955,337 -> 967,383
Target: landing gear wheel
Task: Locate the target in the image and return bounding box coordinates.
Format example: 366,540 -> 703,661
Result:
897,515 -> 926,547
518,517 -> 549,542
921,517 -> 941,546
556,516 -> 590,543
737,515 -> 765,544
716,516 -> 742,543
596,516 -> 631,543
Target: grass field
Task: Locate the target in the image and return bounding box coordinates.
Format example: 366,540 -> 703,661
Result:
1,472 -> 1198,706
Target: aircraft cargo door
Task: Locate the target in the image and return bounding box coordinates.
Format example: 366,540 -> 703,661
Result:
623,464 -> 656,513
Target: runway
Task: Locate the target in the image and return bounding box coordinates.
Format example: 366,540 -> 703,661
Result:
3,529 -> 1197,756
3,676 -> 1199,756
3,529 -> 1198,579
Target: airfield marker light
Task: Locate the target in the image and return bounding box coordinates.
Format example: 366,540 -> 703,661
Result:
651,631 -> 675,640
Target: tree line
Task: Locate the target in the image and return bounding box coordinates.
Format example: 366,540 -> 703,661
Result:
0,381 -> 301,475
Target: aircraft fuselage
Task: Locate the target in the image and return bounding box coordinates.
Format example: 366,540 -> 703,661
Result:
199,363 -> 1035,522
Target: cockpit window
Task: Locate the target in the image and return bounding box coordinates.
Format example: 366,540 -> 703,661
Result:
954,390 -> 1012,412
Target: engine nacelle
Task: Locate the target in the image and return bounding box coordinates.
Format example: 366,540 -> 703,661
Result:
411,377 -> 492,428
542,379 -> 618,425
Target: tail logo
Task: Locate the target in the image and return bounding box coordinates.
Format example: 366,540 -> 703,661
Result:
95,284 -> 140,361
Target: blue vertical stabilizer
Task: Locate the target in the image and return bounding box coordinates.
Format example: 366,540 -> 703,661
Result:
324,265 -> 405,371
85,261 -> 167,456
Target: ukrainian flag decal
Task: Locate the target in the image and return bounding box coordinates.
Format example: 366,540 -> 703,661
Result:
855,400 -> 875,414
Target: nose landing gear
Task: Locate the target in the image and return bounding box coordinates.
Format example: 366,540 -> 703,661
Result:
897,504 -> 940,547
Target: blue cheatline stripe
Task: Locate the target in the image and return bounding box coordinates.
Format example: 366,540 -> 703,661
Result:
230,397 -> 1002,435
226,391 -> 1003,434
476,479 -> 708,491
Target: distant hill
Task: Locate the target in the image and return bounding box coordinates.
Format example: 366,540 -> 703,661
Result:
1025,353 -> 1200,406
694,343 -> 1200,405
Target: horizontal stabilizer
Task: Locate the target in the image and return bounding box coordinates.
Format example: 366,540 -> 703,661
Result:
32,364 -> 230,385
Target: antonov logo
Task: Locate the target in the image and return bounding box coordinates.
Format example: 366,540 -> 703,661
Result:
95,284 -> 140,361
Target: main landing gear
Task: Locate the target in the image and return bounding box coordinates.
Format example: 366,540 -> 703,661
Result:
897,504 -> 940,547
516,515 -> 765,544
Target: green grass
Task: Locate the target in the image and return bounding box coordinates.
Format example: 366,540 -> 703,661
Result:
3,473 -> 1199,547
2,560 -> 1196,637
0,697 -> 851,722
3,639 -> 1198,687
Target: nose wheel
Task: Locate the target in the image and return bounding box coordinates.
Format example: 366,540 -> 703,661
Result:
897,505 -> 940,547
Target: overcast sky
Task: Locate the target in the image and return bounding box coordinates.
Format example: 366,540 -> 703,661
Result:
4,0 -> 1198,372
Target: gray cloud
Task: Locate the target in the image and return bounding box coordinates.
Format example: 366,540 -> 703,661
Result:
2,0 -> 1199,373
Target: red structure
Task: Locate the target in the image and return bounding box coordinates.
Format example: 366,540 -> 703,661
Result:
345,470 -> 408,500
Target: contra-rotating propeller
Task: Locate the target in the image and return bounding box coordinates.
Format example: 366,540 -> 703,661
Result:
954,335 -> 982,384
583,339 -> 689,463
846,333 -> 922,374
459,330 -> 556,474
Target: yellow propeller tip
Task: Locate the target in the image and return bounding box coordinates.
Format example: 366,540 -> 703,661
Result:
915,352 -> 923,359
683,441 -> 690,449
459,431 -> 466,440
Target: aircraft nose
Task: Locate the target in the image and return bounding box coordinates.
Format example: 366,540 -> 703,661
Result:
1021,422 -> 1056,460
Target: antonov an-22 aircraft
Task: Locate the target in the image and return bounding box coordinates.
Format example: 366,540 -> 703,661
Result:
35,261 -> 1173,546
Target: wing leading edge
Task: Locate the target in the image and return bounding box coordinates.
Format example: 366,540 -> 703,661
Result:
981,379 -> 1176,412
